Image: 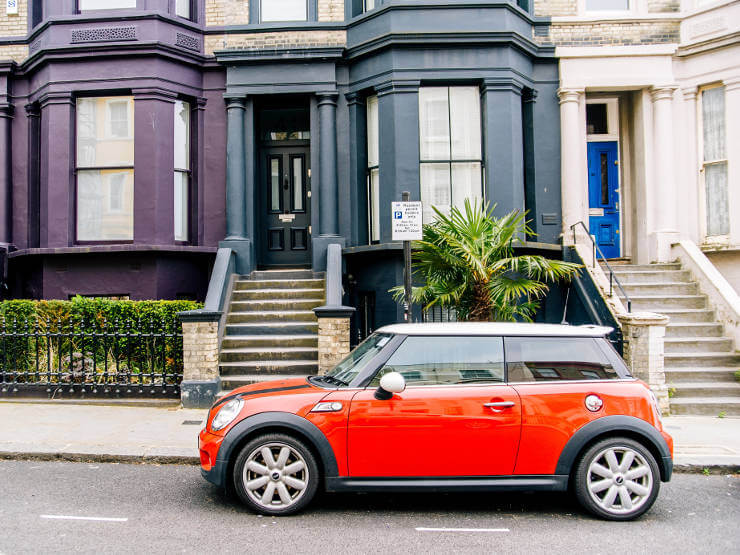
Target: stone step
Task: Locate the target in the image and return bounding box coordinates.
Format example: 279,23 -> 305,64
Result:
663,337 -> 734,354
220,334 -> 318,349
225,322 -> 319,335
665,323 -> 724,338
608,263 -> 682,272
219,360 -> 318,376
230,299 -> 323,312
664,352 -> 740,367
667,382 -> 740,398
618,294 -> 707,310
219,374 -> 312,392
247,269 -> 316,280
604,270 -> 692,284
220,346 -> 318,363
668,397 -> 740,416
654,308 -> 716,323
231,288 -> 324,301
234,278 -> 325,291
227,310 -> 317,324
620,282 -> 698,296
664,366 -> 739,383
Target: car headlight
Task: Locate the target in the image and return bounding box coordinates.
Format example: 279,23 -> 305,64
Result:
211,398 -> 244,431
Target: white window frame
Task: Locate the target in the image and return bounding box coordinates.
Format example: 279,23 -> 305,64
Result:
260,0 -> 309,22
576,0 -> 646,16
105,98 -> 133,140
366,95 -> 380,244
78,0 -> 137,11
174,100 -> 191,243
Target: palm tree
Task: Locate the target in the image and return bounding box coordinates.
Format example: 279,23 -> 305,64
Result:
393,199 -> 581,322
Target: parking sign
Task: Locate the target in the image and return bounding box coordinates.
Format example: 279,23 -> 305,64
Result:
391,201 -> 423,241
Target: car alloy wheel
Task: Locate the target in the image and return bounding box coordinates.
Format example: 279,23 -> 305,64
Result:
574,437 -> 660,521
233,433 -> 319,516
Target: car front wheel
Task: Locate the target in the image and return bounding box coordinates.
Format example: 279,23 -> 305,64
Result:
232,433 -> 319,516
574,437 -> 661,521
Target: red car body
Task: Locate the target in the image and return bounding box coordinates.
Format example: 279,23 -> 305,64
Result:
199,323 -> 673,520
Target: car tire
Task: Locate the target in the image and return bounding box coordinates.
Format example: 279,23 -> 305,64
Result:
574,436 -> 661,521
232,433 -> 319,516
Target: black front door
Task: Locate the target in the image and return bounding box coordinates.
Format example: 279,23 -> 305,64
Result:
259,147 -> 311,267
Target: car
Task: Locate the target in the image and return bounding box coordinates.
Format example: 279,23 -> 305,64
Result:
199,322 -> 673,521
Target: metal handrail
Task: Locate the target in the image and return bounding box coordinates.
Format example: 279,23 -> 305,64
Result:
569,221 -> 632,313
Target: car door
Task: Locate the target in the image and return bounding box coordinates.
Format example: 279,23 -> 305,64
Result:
347,335 -> 522,477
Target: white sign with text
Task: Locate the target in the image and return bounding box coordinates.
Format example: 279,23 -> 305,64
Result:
391,201 -> 423,241
6,0 -> 18,15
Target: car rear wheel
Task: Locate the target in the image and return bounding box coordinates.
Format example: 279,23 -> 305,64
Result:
233,433 -> 319,516
574,437 -> 660,521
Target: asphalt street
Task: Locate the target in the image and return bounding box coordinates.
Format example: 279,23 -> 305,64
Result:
0,461 -> 737,555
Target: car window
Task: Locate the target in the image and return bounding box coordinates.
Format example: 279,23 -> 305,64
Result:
370,335 -> 505,386
321,333 -> 393,386
505,337 -> 619,382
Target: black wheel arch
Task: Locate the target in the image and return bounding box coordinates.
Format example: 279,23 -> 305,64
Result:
215,412 -> 339,490
556,415 -> 673,483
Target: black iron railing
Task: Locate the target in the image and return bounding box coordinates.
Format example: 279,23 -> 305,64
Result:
0,317 -> 183,398
421,306 -> 458,323
570,221 -> 632,312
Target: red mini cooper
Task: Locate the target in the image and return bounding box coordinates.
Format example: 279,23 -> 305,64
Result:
199,323 -> 673,521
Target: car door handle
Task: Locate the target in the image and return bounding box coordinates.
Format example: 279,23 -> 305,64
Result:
484,401 -> 515,412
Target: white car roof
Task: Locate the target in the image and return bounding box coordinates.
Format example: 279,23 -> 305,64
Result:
376,322 -> 613,337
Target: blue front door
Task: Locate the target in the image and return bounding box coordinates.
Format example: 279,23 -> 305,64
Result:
587,141 -> 620,258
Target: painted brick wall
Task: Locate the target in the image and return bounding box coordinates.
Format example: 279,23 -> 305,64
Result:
536,21 -> 680,46
0,44 -> 28,62
205,30 -> 346,53
0,0 -> 27,37
205,0 -> 250,26
318,0 -> 344,21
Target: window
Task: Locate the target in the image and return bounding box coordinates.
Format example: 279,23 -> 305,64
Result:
78,0 -> 136,10
174,100 -> 191,242
176,0 -> 192,19
700,86 -> 729,237
585,0 -> 629,9
261,0 -> 307,21
587,104 -> 608,135
419,87 -> 483,223
363,0 -> 375,11
366,95 -> 380,243
504,337 -> 620,382
372,336 -> 505,386
76,97 -> 134,241
32,0 -> 43,27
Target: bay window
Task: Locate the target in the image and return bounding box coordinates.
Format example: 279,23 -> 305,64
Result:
174,100 -> 191,242
76,96 -> 134,241
701,85 -> 729,237
366,95 -> 380,243
261,0 -> 307,21
78,0 -> 136,10
419,86 -> 483,223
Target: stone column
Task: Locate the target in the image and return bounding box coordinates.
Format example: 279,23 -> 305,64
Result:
680,87 -> 700,241
482,79 -> 525,218
317,92 -> 339,237
558,88 -> 587,245
179,310 -> 221,408
0,102 -> 12,246
650,86 -> 679,262
224,95 -> 246,240
618,312 -> 670,414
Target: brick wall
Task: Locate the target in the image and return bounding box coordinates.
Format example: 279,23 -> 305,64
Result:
647,0 -> 680,12
0,44 -> 28,63
0,0 -> 27,37
534,0 -> 577,17
318,0 -> 344,21
181,320 -> 220,382
205,30 -> 346,53
536,21 -> 680,46
205,0 -> 250,26
317,317 -> 351,375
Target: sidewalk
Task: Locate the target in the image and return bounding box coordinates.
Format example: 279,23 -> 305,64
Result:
0,401 -> 738,471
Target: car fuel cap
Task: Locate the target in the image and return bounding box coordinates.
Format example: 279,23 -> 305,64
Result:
585,394 -> 603,412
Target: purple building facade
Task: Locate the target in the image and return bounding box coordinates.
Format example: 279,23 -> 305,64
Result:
2,0 -> 226,300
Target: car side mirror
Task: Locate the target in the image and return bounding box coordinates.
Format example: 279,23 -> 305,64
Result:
374,371 -> 406,400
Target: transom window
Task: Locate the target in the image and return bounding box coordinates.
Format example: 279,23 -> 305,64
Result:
419,86 -> 483,223
261,0 -> 308,21
700,85 -> 728,237
78,0 -> 136,10
76,96 -> 134,242
372,336 -> 505,386
366,95 -> 380,243
174,100 -> 191,242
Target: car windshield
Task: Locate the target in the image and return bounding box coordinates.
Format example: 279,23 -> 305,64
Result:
317,332 -> 392,386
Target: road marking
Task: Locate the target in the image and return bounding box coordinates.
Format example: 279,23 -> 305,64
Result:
415,527 -> 510,533
40,515 -> 128,522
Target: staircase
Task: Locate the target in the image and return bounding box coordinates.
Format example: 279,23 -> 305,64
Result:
609,262 -> 740,416
219,269 -> 324,393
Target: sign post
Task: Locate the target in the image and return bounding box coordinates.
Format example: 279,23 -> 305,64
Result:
392,192 -> 423,322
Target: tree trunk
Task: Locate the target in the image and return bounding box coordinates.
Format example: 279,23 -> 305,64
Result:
467,281 -> 491,322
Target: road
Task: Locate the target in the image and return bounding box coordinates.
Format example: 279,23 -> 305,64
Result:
0,461 -> 737,554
